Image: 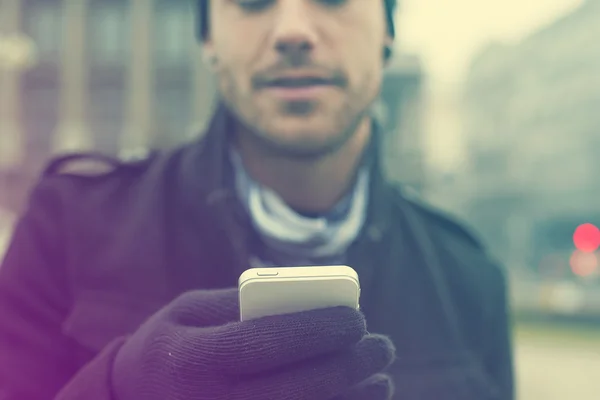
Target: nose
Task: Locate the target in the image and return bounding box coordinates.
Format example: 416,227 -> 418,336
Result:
272,1 -> 318,56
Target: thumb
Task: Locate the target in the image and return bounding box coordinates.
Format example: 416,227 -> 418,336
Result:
333,373 -> 394,400
167,288 -> 240,327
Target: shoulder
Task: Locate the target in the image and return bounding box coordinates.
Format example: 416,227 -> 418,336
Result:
395,186 -> 485,251
26,149 -> 167,216
37,148 -> 166,197
390,187 -> 509,330
42,149 -> 156,180
391,186 -> 507,289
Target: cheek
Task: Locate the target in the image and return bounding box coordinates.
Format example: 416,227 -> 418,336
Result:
335,16 -> 387,82
215,35 -> 266,90
215,49 -> 253,93
344,41 -> 385,89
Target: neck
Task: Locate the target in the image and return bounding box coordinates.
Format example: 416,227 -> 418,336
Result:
236,118 -> 372,213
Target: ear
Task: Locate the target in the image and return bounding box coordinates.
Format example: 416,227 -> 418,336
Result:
202,42 -> 219,70
383,36 -> 394,65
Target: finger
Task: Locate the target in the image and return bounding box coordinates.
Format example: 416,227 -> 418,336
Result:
332,374 -> 394,400
204,306 -> 367,374
230,334 -> 396,400
168,288 -> 239,327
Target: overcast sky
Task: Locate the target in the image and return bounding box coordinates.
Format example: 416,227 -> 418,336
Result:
396,0 -> 584,87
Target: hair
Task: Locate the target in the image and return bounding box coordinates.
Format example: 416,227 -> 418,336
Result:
194,0 -> 398,42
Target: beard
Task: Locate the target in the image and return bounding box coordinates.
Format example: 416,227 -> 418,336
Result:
228,100 -> 370,160
217,68 -> 379,161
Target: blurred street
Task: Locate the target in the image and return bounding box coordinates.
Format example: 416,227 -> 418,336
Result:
515,324 -> 600,400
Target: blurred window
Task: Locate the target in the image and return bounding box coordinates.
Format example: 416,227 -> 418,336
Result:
155,6 -> 192,65
89,4 -> 128,65
27,3 -> 62,60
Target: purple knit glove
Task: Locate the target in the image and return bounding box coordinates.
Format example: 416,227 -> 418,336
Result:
112,288 -> 395,400
334,373 -> 394,400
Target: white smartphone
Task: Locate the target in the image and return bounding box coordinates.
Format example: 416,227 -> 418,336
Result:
238,265 -> 361,321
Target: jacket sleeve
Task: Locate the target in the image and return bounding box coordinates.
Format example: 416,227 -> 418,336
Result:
54,338 -> 126,400
0,180 -> 118,400
482,266 -> 514,400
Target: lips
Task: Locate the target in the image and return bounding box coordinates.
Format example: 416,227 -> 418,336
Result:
264,76 -> 335,88
256,73 -> 340,101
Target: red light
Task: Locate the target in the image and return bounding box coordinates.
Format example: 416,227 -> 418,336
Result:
570,250 -> 598,277
573,223 -> 600,253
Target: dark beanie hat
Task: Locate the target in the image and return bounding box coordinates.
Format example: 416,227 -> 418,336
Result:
195,0 -> 397,42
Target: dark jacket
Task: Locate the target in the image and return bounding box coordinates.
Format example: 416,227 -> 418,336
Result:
0,106 -> 513,400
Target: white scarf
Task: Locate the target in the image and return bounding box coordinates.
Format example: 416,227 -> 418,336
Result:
231,151 -> 369,265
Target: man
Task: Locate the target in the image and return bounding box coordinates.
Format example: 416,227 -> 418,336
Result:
0,0 -> 513,399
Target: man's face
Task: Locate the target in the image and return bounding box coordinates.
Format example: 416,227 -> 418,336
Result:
205,0 -> 391,157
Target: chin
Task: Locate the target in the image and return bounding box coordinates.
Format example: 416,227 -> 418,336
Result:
253,121 -> 354,158
265,117 -> 336,141
236,100 -> 366,157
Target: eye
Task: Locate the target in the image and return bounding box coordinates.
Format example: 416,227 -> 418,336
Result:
318,0 -> 348,7
236,0 -> 275,13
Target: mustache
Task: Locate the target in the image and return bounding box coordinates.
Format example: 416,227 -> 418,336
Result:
252,59 -> 348,89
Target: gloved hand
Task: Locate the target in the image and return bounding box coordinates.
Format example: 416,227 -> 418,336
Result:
334,373 -> 394,400
111,288 -> 395,400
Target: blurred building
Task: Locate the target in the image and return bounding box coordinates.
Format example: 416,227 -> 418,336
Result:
460,0 -> 600,284
0,0 -> 426,212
